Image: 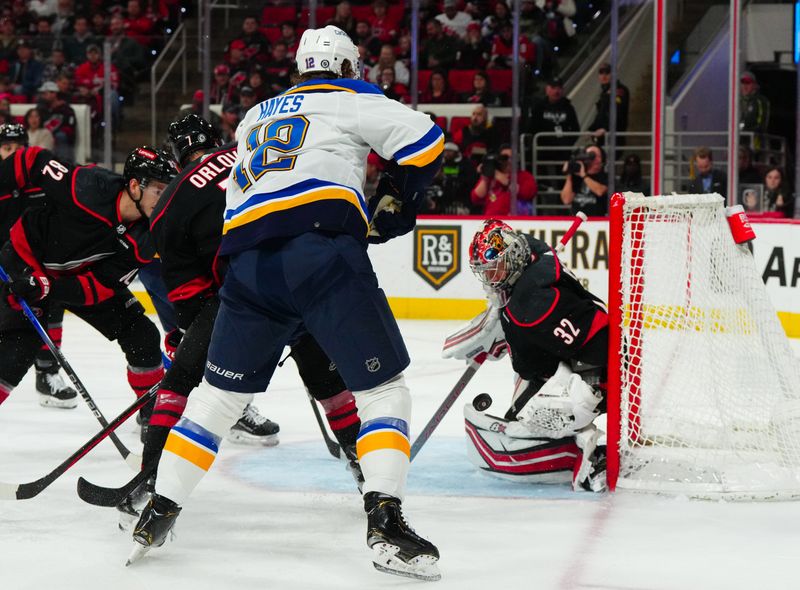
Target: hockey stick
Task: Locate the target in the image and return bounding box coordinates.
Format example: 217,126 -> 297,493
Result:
0,264 -> 141,470
307,393 -> 342,459
0,385 -> 156,500
77,461 -> 156,507
409,212 -> 589,461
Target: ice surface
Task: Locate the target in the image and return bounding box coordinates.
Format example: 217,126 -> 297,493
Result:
1,316 -> 798,590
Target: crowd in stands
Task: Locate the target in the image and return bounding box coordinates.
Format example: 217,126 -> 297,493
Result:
0,0 -> 187,162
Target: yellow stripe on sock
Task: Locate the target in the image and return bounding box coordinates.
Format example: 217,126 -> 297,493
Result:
163,432 -> 216,471
356,431 -> 410,459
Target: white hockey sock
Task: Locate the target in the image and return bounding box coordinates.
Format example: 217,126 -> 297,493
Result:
353,374 -> 411,501
155,380 -> 252,505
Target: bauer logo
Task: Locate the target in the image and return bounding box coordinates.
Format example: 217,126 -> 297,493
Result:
413,225 -> 460,290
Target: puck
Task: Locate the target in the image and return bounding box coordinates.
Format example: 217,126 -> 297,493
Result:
472,393 -> 492,411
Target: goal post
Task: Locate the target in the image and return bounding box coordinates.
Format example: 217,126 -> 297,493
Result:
607,192 -> 800,500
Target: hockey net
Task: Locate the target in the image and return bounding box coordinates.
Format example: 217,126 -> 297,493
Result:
607,193 -> 800,500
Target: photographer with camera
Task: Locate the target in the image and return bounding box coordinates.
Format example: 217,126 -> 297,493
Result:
471,144 -> 537,215
560,144 -> 608,216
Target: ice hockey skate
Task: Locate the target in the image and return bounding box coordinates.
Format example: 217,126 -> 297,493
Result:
127,494 -> 181,566
226,404 -> 279,445
364,492 -> 440,582
35,369 -> 77,409
116,476 -> 153,532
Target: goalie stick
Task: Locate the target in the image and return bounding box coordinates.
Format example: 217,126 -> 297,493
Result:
0,385 -> 156,500
0,264 -> 141,470
410,212 -> 589,460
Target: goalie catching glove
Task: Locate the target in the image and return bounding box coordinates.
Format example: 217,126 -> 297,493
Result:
442,306 -> 508,364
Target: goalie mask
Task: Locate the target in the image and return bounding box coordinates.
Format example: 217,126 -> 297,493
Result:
469,219 -> 531,294
295,25 -> 361,80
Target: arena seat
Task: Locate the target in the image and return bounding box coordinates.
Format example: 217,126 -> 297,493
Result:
448,69 -> 477,94
260,26 -> 283,44
418,69 -> 432,92
449,116 -> 470,138
261,6 -> 297,25
434,116 -> 447,132
487,69 -> 512,93
351,6 -> 372,20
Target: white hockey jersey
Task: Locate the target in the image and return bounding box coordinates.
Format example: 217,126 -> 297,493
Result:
220,78 -> 444,255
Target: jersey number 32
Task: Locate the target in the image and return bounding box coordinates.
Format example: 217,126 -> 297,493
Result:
232,115 -> 310,192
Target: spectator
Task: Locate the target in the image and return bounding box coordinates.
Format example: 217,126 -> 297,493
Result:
24,106 -> 55,150
51,0 -> 75,38
454,103 -> 500,165
685,146 -> 726,198
0,98 -> 12,125
74,44 -> 120,123
482,2 -> 511,41
279,21 -> 299,59
367,43 -> 409,86
9,40 -> 45,99
247,66 -> 269,102
179,89 -> 221,127
10,0 -> 35,36
472,143 -> 537,215
30,0 -> 58,19
738,145 -> 761,184
264,41 -> 293,96
489,21 -> 534,69
526,76 -> 579,177
560,144 -> 608,216
124,0 -> 155,49
428,141 -> 478,215
354,21 -> 381,64
462,70 -> 502,106
218,104 -> 240,143
377,66 -> 409,103
520,0 -> 549,72
457,22 -> 490,70
0,18 -> 18,66
368,0 -> 399,45
54,71 -> 71,97
419,68 -> 457,103
588,62 -> 629,143
63,16 -> 98,66
236,14 -> 271,65
211,64 -> 233,105
236,85 -> 258,118
42,47 -> 73,82
31,16 -> 57,60
618,153 -> 648,195
226,39 -> 251,83
393,33 -> 412,69
739,70 -> 769,149
0,76 -> 11,101
108,13 -> 149,91
90,12 -> 108,38
37,80 -> 76,161
763,167 -> 794,218
538,0 -> 577,48
436,0 -> 475,39
326,1 -> 356,40
420,18 -> 459,70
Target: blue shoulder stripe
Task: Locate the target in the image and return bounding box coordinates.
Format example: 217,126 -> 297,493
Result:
287,78 -> 384,96
393,125 -> 444,162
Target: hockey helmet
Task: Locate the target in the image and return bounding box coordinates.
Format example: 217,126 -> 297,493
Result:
123,146 -> 177,188
0,123 -> 28,146
168,113 -> 222,167
469,219 -> 531,292
295,25 -> 360,80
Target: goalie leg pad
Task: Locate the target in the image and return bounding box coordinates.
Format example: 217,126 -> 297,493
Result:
155,380 -> 252,505
464,404 -> 579,483
353,374 -> 411,500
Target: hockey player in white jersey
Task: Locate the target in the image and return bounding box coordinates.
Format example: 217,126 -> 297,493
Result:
130,26 -> 444,581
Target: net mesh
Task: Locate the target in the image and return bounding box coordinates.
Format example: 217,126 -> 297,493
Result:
616,194 -> 800,500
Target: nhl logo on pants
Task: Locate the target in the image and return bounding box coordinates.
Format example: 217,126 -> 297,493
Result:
365,357 -> 381,372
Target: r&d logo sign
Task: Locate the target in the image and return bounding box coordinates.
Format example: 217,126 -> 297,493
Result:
413,225 -> 460,290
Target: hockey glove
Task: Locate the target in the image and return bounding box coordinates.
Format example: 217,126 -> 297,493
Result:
163,329 -> 183,363
442,306 -> 508,363
3,272 -> 50,309
368,199 -> 416,244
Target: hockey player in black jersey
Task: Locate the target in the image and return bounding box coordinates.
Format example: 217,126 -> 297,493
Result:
0,123 -> 77,407
122,115 -> 364,527
444,219 -> 607,491
0,144 -> 176,414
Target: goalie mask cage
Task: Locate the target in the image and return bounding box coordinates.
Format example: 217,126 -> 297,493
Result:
606,193 -> 800,500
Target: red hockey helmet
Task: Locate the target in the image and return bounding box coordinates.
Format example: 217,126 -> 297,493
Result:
469,219 -> 530,293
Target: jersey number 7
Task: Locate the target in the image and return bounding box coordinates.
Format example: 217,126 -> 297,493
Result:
233,115 -> 310,192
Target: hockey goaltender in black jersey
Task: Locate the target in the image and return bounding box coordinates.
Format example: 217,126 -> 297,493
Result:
0,145 -> 176,411
444,219 -> 607,491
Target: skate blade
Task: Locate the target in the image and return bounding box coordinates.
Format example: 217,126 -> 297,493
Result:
125,541 -> 150,566
371,543 -> 441,582
38,394 -> 77,409
225,431 -> 279,446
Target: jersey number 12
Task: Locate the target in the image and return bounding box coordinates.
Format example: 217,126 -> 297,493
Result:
233,115 -> 310,192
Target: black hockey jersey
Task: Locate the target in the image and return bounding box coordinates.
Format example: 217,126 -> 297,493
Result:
149,143 -> 235,330
0,146 -> 155,306
500,235 -> 607,380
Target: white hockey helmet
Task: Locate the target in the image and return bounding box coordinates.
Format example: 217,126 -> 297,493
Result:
295,25 -> 360,79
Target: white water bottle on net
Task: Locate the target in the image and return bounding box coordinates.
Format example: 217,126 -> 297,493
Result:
606,193 -> 800,500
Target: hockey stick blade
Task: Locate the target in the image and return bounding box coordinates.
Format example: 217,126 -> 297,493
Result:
77,462 -> 156,507
0,386 -> 155,500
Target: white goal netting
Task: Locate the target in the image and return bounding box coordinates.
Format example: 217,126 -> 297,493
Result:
612,193 -> 800,500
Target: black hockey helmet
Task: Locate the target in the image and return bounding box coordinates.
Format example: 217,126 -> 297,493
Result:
0,123 -> 28,145
168,113 -> 222,167
123,146 -> 177,188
